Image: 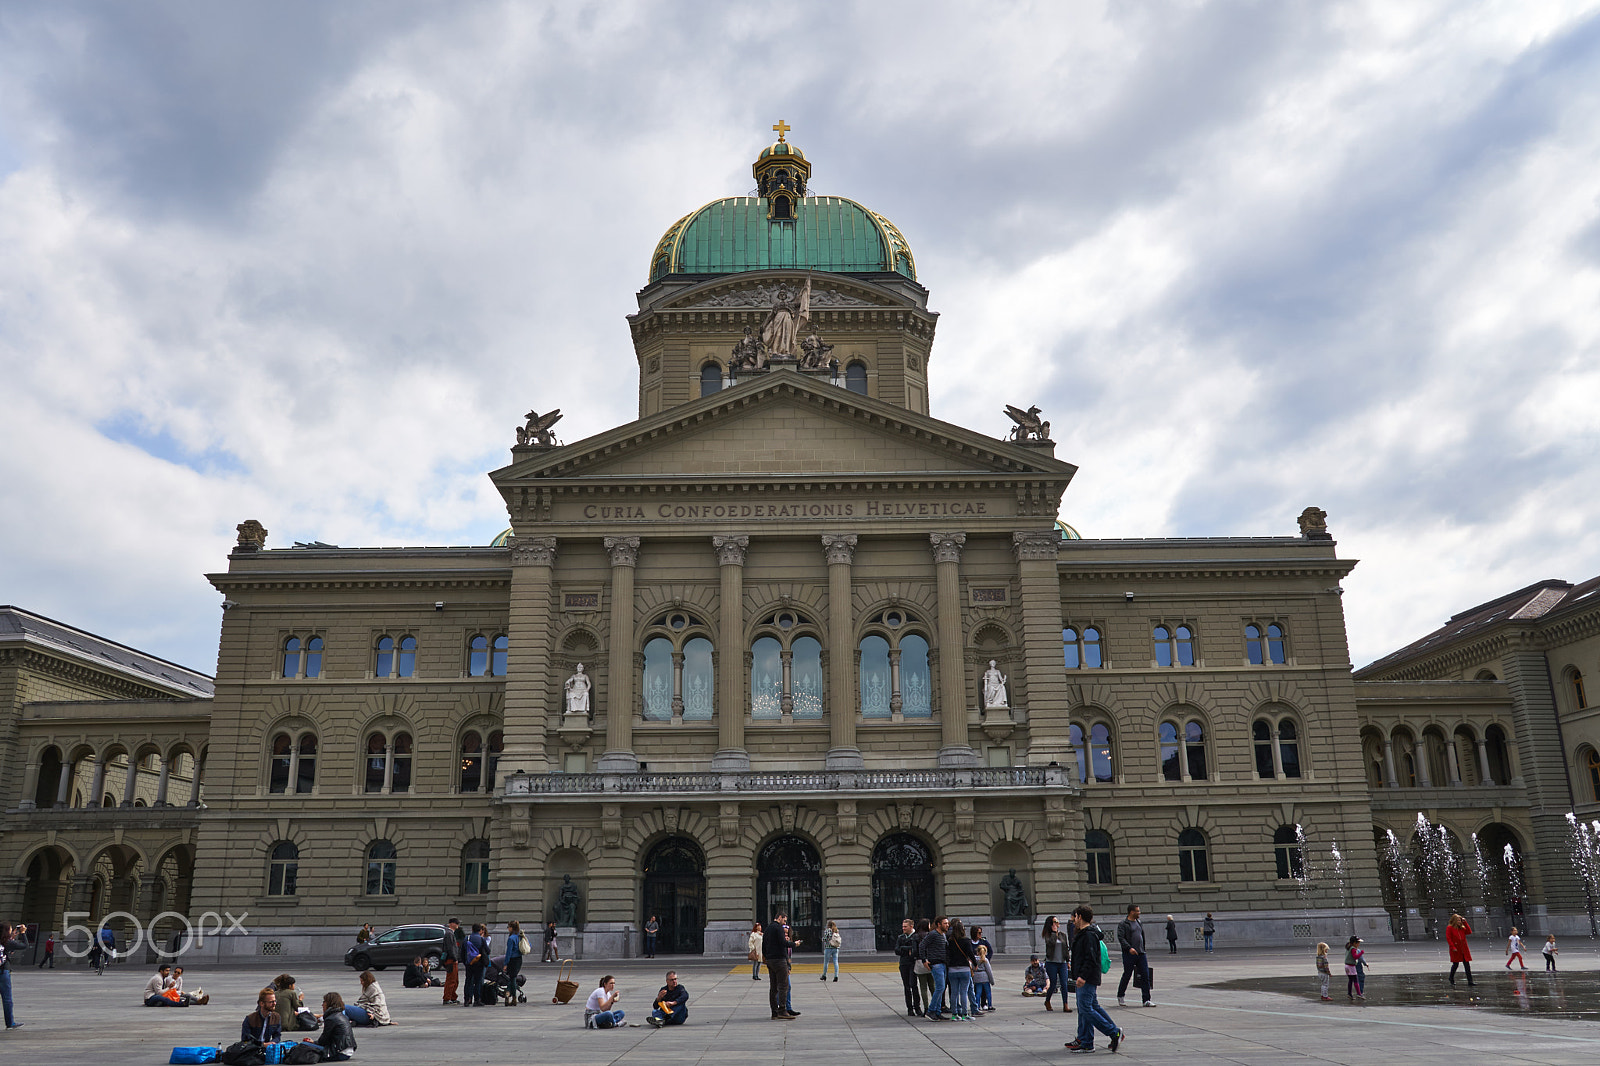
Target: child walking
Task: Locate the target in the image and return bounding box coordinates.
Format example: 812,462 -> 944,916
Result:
1506,928 -> 1526,971
1542,935 -> 1558,972
1315,943 -> 1331,1001
973,945 -> 995,1013
1344,935 -> 1366,1000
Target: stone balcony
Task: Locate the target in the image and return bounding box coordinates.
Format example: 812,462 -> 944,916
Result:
501,765 -> 1074,802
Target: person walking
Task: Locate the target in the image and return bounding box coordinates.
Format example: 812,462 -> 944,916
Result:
821,921 -> 842,982
1065,907 -> 1122,1054
504,921 -> 527,1005
1505,927 -> 1527,971
748,922 -> 764,981
763,911 -> 798,1019
895,919 -> 922,1016
1041,915 -> 1072,1014
440,917 -> 463,1004
1543,934 -> 1558,972
1165,916 -> 1177,955
541,922 -> 559,964
1445,913 -> 1474,987
922,917 -> 950,1021
1344,935 -> 1365,1000
1,921 -> 26,1030
1115,904 -> 1154,1007
37,933 -> 54,969
1315,942 -> 1332,1001
1202,913 -> 1215,952
463,923 -> 490,1007
643,916 -> 660,959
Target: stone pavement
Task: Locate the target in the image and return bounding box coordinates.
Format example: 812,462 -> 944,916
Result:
6,943 -> 1600,1064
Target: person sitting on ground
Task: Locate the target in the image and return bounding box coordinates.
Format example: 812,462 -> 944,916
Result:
585,975 -> 625,1028
241,987 -> 282,1044
1023,955 -> 1047,996
403,955 -> 441,988
143,963 -> 184,1006
272,973 -> 310,1029
171,965 -> 209,1006
345,969 -> 394,1026
302,992 -> 357,1062
647,971 -> 688,1027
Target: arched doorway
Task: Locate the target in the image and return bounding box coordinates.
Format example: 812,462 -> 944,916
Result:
22,846 -> 73,933
641,836 -> 705,955
757,836 -> 822,952
1477,822 -> 1528,932
872,833 -> 937,950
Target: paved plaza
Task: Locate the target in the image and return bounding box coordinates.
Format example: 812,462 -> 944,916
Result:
6,943 -> 1600,1064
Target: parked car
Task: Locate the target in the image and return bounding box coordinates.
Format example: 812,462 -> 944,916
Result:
344,923 -> 447,971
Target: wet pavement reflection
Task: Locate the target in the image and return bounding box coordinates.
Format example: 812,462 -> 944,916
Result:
1204,967 -> 1600,1019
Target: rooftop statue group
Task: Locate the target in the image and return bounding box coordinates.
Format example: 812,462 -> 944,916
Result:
728,278 -> 836,372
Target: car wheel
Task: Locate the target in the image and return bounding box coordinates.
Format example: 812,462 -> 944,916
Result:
424,952 -> 441,971
350,953 -> 372,970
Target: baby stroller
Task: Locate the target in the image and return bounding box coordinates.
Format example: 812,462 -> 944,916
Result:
481,957 -> 528,1006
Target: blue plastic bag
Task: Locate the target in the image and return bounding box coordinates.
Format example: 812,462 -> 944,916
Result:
169,1049 -> 219,1065
263,1042 -> 286,1065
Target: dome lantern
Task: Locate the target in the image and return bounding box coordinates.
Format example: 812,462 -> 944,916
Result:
754,119 -> 811,221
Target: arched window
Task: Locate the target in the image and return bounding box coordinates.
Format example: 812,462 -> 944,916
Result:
751,636 -> 783,719
1486,725 -> 1512,785
269,734 -> 292,793
1278,720 -> 1300,778
269,731 -> 317,794
392,733 -> 413,792
459,731 -> 483,794
858,612 -> 931,720
461,839 -> 490,895
282,635 -> 324,679
1185,720 -> 1208,780
859,635 -> 891,718
375,635 -> 417,678
748,612 -> 822,720
790,636 -> 822,718
845,361 -> 868,395
486,730 -> 504,791
643,636 -> 675,720
365,733 -> 388,793
1089,722 -> 1114,783
1160,717 -> 1207,781
1069,724 -> 1087,783
364,732 -> 413,794
1178,828 -> 1210,882
296,734 -> 317,793
900,634 -> 931,717
1246,623 -> 1288,665
1086,829 -> 1114,885
1063,626 -> 1104,669
1273,825 -> 1304,880
267,841 -> 299,896
700,363 -> 722,397
1153,624 -> 1196,667
1573,670 -> 1588,710
1253,715 -> 1302,780
469,634 -> 509,678
1588,749 -> 1600,803
1160,722 -> 1181,782
365,840 -> 397,896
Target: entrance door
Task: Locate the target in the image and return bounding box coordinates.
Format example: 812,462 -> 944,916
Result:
642,836 -> 706,955
872,833 -> 936,950
757,835 -> 823,952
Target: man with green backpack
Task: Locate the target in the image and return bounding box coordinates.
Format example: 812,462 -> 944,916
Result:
1065,906 -> 1123,1054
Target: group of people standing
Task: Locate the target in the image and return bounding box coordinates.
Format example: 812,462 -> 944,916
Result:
892,917 -> 1001,1022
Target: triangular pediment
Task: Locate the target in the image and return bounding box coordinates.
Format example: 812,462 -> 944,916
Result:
493,372 -> 1075,485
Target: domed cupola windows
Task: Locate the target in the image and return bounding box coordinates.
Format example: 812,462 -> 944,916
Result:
754,120 -> 811,222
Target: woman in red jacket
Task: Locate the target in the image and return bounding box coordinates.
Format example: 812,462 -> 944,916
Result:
1446,913 -> 1474,986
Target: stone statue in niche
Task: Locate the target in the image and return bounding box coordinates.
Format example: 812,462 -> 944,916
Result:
564,664 -> 591,715
999,868 -> 1029,918
730,325 -> 766,371
798,331 -> 834,369
553,874 -> 581,927
760,278 -> 811,357
982,660 -> 1009,710
1004,404 -> 1051,443
516,408 -> 563,447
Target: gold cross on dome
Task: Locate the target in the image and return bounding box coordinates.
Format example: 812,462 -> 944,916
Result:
772,119 -> 791,142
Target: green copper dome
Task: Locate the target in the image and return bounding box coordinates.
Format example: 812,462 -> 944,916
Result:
648,137 -> 916,283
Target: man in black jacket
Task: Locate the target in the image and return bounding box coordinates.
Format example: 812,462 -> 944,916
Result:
440,918 -> 463,1005
894,919 -> 922,1016
1115,904 -> 1153,1007
1066,907 -> 1122,1054
763,913 -> 798,1019
647,971 -> 689,1027
921,917 -> 950,1021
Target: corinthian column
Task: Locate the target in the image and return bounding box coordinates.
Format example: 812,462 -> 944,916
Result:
823,534 -> 863,770
598,536 -> 641,772
930,532 -> 976,768
712,535 -> 750,771
501,536 -> 557,778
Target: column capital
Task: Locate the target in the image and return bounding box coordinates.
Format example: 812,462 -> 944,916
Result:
712,534 -> 750,566
1012,529 -> 1059,561
821,533 -> 858,566
508,535 -> 557,567
604,536 -> 641,567
929,532 -> 967,565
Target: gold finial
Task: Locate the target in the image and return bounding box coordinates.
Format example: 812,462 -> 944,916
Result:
772,119 -> 791,143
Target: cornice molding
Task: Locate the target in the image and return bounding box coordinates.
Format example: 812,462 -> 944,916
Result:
5,647 -> 186,701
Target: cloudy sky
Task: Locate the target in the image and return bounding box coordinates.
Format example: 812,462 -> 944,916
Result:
2,1 -> 1598,674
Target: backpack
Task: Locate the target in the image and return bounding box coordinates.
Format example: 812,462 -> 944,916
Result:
464,936 -> 482,964
219,1040 -> 265,1066
282,1045 -> 322,1065
1091,927 -> 1110,974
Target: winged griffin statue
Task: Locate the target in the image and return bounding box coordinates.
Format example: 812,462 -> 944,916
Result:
1004,404 -> 1051,443
516,408 -> 563,447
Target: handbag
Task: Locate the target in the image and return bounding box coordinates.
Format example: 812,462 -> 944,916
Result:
747,948 -> 759,961
517,934 -> 532,955
914,958 -> 931,975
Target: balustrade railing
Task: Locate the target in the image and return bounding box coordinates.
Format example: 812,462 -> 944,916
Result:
504,765 -> 1060,796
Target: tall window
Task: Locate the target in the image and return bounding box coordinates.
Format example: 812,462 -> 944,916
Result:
365,840 -> 397,896
1153,624 -> 1195,667
1089,723 -> 1114,783
644,637 -> 675,720
1160,717 -> 1208,781
700,363 -> 722,396
459,731 -> 484,794
1178,828 -> 1210,882
1063,626 -> 1104,669
642,613 -> 714,721
364,732 -> 413,794
1588,749 -> 1600,802
268,731 -> 318,794
375,635 -> 417,678
282,635 -> 323,679
1085,830 -> 1114,885
1069,724 -> 1087,783
1245,623 -> 1287,665
1273,825 -> 1304,880
267,841 -> 299,896
1253,715 -> 1302,779
845,361 -> 868,394
461,839 -> 490,895
1573,670 -> 1589,710
858,610 -> 931,719
469,634 -> 508,677
485,730 -> 504,791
